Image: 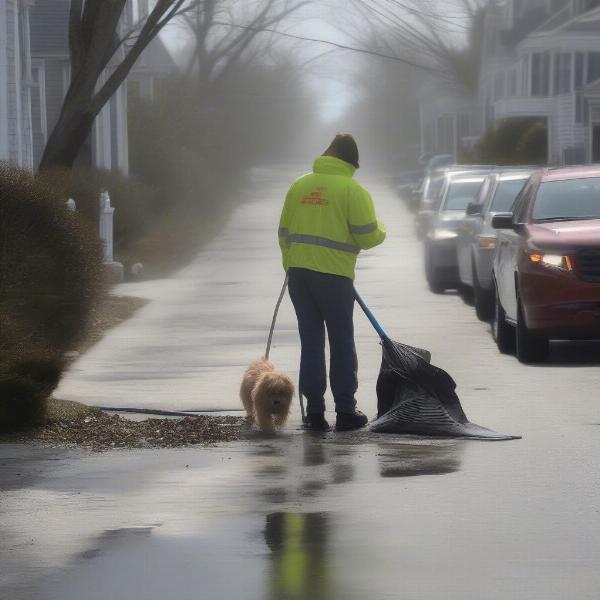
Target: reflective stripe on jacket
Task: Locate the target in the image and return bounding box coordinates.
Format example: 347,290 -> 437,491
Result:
278,156 -> 386,279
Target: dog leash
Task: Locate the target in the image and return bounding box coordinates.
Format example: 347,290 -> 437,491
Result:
265,273 -> 289,360
264,274 -> 306,423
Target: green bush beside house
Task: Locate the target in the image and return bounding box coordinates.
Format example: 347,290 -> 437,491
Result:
0,166 -> 103,428
475,117 -> 548,166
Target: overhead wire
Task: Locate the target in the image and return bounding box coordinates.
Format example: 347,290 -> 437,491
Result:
212,20 -> 441,72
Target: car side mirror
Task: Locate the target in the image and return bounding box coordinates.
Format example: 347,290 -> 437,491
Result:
466,202 -> 481,216
491,212 -> 514,230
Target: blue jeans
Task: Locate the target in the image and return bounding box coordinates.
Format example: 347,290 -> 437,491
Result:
288,267 -> 357,414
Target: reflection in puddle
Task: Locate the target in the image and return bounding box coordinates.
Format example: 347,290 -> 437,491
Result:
256,465 -> 288,478
377,442 -> 465,478
264,512 -> 331,600
302,437 -> 328,466
251,444 -> 280,457
262,487 -> 289,504
298,480 -> 327,496
330,463 -> 354,485
74,526 -> 158,562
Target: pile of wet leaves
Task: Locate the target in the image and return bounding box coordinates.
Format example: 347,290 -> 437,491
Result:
0,400 -> 245,451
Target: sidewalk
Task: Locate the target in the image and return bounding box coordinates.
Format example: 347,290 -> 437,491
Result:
55,165 -> 389,415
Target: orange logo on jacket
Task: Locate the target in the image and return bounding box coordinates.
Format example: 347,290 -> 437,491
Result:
302,187 -> 329,206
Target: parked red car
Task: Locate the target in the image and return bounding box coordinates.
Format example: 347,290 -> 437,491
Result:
492,166 -> 600,363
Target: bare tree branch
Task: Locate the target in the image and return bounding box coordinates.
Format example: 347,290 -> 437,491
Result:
182,0 -> 311,85
210,21 -> 439,72
345,0 -> 489,92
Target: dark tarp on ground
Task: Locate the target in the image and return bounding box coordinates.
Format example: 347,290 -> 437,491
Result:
370,338 -> 518,440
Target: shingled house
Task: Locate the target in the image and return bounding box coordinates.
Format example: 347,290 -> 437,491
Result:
0,0 -> 175,172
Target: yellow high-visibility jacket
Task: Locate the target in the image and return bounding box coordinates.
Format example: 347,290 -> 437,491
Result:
278,156 -> 386,279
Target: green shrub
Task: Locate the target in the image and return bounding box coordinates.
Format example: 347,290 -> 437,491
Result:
515,122 -> 548,164
0,374 -> 43,427
0,352 -> 63,427
8,352 -> 64,397
0,166 -> 103,428
476,117 -> 548,166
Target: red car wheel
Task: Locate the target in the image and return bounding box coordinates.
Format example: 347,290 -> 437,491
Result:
492,279 -> 515,354
516,299 -> 549,364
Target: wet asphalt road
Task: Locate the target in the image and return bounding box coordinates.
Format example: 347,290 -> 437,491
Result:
2,165 -> 600,599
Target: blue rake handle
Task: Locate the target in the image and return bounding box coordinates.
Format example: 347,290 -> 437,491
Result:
354,288 -> 388,340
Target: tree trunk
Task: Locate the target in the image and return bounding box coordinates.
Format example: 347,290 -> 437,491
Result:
38,95 -> 97,172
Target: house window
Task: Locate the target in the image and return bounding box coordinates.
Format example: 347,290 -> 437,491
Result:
485,94 -> 494,127
575,52 -> 585,88
424,123 -> 435,153
531,52 -> 550,96
508,69 -> 517,97
457,114 -> 470,139
588,52 -> 600,83
521,59 -> 529,96
31,64 -> 46,136
18,6 -> 32,82
576,94 -> 589,124
31,61 -> 47,167
494,74 -> 505,100
62,63 -> 71,98
110,93 -> 119,170
554,52 -> 572,95
437,115 -> 453,154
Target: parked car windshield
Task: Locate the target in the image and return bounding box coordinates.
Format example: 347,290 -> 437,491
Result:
443,181 -> 483,211
429,177 -> 444,200
490,179 -> 528,212
533,178 -> 600,221
422,175 -> 445,209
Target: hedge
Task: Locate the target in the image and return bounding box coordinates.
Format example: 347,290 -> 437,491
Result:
0,166 -> 103,428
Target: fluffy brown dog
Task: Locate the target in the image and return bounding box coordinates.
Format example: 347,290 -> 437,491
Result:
240,358 -> 294,433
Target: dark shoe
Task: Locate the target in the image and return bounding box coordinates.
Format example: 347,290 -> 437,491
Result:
303,413 -> 331,432
336,410 -> 368,431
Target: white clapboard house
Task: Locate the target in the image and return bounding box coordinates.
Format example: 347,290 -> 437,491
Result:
420,0 -> 600,165
480,0 -> 600,164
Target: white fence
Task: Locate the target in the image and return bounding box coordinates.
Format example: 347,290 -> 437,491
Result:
66,191 -> 123,282
99,191 -> 115,264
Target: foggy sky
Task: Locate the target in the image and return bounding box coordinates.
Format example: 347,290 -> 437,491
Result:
161,1 -> 472,127
162,1 -> 362,122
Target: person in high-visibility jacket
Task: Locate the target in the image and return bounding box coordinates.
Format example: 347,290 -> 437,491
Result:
278,134 -> 386,431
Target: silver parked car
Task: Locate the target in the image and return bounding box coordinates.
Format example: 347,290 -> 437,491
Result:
424,172 -> 491,293
456,169 -> 535,320
415,165 -> 493,239
415,170 -> 448,239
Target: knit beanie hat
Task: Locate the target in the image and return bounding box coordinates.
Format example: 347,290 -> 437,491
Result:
323,133 -> 359,169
